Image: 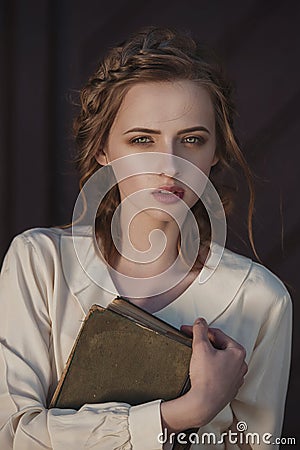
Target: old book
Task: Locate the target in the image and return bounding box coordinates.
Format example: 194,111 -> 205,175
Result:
50,296 -> 192,410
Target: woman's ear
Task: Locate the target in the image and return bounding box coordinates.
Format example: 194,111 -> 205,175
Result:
95,148 -> 108,166
211,153 -> 219,167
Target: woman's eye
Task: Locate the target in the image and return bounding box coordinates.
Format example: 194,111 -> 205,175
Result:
130,136 -> 153,144
182,136 -> 205,145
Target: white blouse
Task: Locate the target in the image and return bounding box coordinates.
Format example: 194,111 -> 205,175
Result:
0,226 -> 292,450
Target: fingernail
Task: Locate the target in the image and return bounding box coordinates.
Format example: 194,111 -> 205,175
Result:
195,318 -> 207,325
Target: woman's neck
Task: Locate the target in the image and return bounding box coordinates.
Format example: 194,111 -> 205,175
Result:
114,206 -> 182,278
106,205 -> 207,308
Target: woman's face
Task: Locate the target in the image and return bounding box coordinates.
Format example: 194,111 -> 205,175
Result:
97,80 -> 218,222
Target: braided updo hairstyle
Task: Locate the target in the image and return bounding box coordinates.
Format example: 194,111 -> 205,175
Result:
74,26 -> 256,266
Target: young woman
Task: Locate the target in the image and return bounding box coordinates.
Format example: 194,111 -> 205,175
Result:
0,27 -> 292,449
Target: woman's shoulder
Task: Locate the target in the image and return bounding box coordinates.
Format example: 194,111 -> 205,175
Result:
4,225 -> 97,273
1,228 -> 65,274
4,226 -> 89,265
8,225 -> 91,249
8,226 -> 67,253
222,246 -> 291,309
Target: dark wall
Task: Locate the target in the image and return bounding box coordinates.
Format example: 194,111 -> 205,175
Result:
1,0 -> 299,445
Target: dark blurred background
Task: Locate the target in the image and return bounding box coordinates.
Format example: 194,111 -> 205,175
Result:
0,0 -> 299,445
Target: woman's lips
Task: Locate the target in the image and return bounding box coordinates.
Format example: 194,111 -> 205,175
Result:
151,185 -> 185,204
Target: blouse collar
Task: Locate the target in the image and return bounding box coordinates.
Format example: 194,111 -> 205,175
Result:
60,227 -> 252,325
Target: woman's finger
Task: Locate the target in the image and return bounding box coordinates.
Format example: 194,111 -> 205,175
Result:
180,324 -> 193,337
208,327 -> 246,355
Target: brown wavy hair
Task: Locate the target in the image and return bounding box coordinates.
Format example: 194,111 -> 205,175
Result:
73,26 -> 256,267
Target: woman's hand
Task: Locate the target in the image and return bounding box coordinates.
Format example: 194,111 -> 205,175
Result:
160,318 -> 248,433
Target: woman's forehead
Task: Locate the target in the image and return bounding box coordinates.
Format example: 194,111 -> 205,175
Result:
112,80 -> 215,133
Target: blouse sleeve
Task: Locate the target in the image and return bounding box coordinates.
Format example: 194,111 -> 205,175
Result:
0,234 -> 163,450
229,290 -> 292,450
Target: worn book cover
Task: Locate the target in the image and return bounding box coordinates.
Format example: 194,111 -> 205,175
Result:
50,297 -> 192,410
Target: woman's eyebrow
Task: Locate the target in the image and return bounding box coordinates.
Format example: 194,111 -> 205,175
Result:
123,126 -> 210,135
123,127 -> 161,135
178,126 -> 210,135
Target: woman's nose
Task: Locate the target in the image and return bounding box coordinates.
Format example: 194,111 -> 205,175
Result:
158,144 -> 180,178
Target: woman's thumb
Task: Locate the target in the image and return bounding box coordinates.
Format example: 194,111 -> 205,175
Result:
192,318 -> 209,344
